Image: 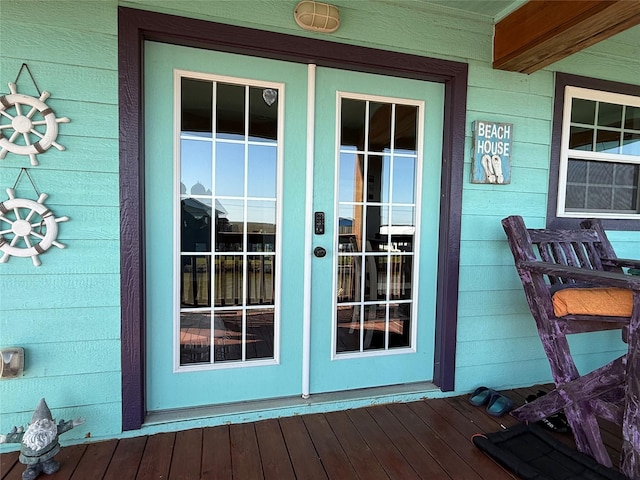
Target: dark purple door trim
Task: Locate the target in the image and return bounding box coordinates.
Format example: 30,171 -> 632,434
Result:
118,6 -> 467,431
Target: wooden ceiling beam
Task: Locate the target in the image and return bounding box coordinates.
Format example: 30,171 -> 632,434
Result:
493,0 -> 640,74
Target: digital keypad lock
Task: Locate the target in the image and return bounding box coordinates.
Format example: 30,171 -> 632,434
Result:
314,211 -> 325,235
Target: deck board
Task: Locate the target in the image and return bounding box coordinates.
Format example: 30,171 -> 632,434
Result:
0,386 -> 624,480
367,404 -> 450,479
70,439 -> 118,480
324,410 -> 390,480
171,429 -> 204,479
347,406 -> 421,479
137,432 -> 175,480
302,413 -> 358,480
229,423 -> 262,480
279,415 -> 328,480
254,419 -> 295,480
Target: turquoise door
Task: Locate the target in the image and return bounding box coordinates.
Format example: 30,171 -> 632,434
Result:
309,68 -> 444,393
145,42 -> 443,412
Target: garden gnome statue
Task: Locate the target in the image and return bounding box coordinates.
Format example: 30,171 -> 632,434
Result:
0,398 -> 84,480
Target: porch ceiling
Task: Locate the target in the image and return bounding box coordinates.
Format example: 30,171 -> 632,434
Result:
422,0 -> 640,74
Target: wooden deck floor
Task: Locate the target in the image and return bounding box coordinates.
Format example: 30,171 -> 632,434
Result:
0,385 -> 623,480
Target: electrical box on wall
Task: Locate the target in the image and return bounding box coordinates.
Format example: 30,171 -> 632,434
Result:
0,347 -> 24,379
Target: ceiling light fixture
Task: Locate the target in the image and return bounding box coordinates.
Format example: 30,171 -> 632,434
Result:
294,1 -> 340,33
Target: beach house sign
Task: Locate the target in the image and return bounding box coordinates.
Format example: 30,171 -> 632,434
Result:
471,120 -> 513,184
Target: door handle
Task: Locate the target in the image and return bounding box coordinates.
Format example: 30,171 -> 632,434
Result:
313,246 -> 327,258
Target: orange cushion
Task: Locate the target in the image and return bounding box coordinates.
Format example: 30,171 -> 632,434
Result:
552,287 -> 633,317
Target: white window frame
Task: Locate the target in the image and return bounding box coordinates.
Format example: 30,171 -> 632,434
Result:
173,69 -> 284,372
330,91 -> 424,360
557,86 -> 640,220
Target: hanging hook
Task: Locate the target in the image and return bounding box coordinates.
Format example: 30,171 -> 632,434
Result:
13,63 -> 42,97
11,168 -> 41,197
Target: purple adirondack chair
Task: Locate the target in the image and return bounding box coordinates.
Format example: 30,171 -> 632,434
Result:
502,215 -> 640,478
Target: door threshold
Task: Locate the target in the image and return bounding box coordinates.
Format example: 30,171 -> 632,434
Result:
143,381 -> 440,431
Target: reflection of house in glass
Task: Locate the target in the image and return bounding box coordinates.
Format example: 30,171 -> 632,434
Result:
180,191 -> 277,365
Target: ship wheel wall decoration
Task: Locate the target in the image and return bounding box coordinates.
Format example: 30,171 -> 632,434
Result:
0,82 -> 70,166
0,188 -> 69,266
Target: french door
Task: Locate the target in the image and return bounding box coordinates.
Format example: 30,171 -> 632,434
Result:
144,41 -> 443,412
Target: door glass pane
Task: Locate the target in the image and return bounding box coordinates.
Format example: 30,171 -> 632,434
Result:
336,96 -> 419,355
248,145 -> 277,198
366,155 -> 390,203
181,139 -> 212,194
179,74 -> 280,367
368,102 -> 391,152
341,99 -> 365,149
214,310 -> 243,362
215,143 -> 244,197
180,311 -> 211,365
338,204 -> 363,252
217,83 -> 245,140
247,255 -> 274,305
336,305 -> 360,353
215,199 -> 244,252
395,105 -> 417,153
392,156 -> 416,204
180,255 -> 211,307
182,78 -> 212,135
363,304 -> 385,351
249,87 -> 278,142
337,255 -> 360,303
245,308 -> 275,359
338,149 -> 364,203
389,303 -> 410,348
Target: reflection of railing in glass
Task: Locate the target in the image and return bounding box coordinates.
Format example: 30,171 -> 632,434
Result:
179,309 -> 275,365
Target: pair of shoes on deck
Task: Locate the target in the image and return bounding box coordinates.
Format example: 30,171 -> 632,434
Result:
469,386 -> 514,417
525,390 -> 571,433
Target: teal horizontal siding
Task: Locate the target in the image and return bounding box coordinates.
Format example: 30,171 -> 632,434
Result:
1,274 -> 120,310
0,0 -> 638,445
0,307 -> 120,343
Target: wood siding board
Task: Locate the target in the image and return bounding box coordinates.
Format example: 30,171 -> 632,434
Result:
0,0 -> 115,35
0,60 -> 117,107
457,314 -> 539,341
0,374 -> 122,413
457,290 -> 531,317
0,340 -> 120,377
1,274 -> 120,311
119,6 -> 467,428
467,86 -> 552,120
458,265 -> 524,292
0,310 -> 120,345
0,241 -> 120,276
